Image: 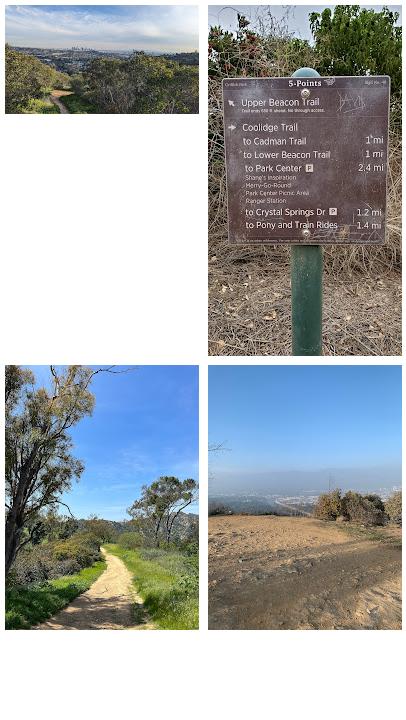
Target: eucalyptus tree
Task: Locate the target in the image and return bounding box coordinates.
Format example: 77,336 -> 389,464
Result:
128,476 -> 198,546
5,365 -> 126,574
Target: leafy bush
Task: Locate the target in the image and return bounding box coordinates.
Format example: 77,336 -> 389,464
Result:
208,503 -> 233,516
314,489 -> 387,526
61,93 -> 97,114
341,491 -> 385,526
83,517 -> 117,543
310,6 -> 402,97
22,98 -> 59,114
81,52 -> 198,114
178,539 -> 199,556
313,490 -> 342,520
52,532 -> 101,569
117,531 -> 143,550
106,544 -> 199,629
5,45 -> 69,113
9,544 -> 80,585
385,491 -> 402,525
9,530 -> 102,586
5,561 -> 106,629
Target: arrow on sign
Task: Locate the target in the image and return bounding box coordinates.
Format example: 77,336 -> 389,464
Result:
228,124 -> 236,131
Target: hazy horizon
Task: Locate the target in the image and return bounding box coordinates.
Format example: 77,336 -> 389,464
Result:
8,44 -> 195,54
209,465 -> 401,497
209,366 -> 402,497
5,5 -> 199,52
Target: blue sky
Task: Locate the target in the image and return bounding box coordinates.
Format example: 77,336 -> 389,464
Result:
209,5 -> 402,42
6,5 -> 199,51
209,365 -> 402,492
28,365 -> 199,520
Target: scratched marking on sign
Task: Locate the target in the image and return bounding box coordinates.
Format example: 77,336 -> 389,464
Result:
337,91 -> 366,113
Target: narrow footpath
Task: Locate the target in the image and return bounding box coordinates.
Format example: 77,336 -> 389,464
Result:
49,90 -> 71,114
36,548 -> 154,630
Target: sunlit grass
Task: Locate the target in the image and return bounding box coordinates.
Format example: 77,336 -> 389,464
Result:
106,544 -> 198,630
21,97 -> 59,114
61,94 -> 97,114
5,560 -> 106,629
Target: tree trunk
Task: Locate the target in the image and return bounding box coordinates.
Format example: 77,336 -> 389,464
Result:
167,501 -> 192,545
5,511 -> 23,575
155,512 -> 165,547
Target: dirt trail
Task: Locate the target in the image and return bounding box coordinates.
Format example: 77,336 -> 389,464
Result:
49,90 -> 72,114
209,516 -> 402,630
36,548 -> 154,630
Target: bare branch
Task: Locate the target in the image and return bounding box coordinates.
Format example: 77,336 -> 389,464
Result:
42,499 -> 76,519
209,441 -> 230,453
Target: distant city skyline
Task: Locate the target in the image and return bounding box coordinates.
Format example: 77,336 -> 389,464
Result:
6,5 -> 199,52
209,366 -> 402,494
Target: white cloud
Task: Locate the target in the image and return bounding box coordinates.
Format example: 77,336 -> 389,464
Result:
5,5 -> 199,51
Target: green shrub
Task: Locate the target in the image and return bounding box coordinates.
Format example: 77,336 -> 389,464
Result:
106,544 -> 198,629
341,491 -> 385,526
8,530 -> 102,587
52,532 -> 101,569
118,531 -> 143,550
5,45 -> 70,113
5,560 -> 106,629
61,93 -> 97,114
83,52 -> 198,114
310,6 -> 401,98
363,494 -> 386,512
313,489 -> 342,520
22,98 -> 59,114
9,544 -> 79,585
314,489 -> 387,526
385,491 -> 402,525
83,518 -> 117,543
208,503 -> 233,516
178,539 -> 199,556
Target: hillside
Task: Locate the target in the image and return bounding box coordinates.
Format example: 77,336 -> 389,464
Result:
5,46 -> 199,114
209,515 -> 401,629
76,512 -> 198,542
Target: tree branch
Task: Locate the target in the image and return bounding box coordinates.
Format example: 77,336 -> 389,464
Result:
16,522 -> 43,553
43,499 -> 76,519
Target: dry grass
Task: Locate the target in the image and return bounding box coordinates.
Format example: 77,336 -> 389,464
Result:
208,33 -> 402,356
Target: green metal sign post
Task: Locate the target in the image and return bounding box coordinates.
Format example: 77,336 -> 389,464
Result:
291,67 -> 323,356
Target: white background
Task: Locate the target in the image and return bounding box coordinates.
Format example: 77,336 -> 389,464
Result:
1,2 -> 404,719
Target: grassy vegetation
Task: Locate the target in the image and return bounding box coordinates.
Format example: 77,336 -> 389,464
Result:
5,560 -> 106,630
337,523 -> 402,547
106,544 -> 198,630
21,97 -> 59,114
60,93 -> 97,114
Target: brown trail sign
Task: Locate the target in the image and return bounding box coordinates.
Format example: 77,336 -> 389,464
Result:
223,76 -> 390,245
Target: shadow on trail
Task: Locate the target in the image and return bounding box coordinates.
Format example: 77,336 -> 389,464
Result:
35,549 -> 154,630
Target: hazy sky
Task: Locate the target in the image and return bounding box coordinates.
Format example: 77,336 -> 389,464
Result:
208,5 -> 402,42
209,365 -> 402,492
6,5 -> 199,51
27,366 -> 199,520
